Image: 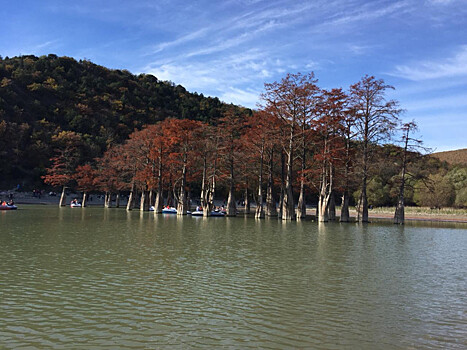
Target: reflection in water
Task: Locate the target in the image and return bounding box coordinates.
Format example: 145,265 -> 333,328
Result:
0,205 -> 466,349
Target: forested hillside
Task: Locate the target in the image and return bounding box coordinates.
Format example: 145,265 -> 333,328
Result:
432,149 -> 467,165
0,54 -> 248,188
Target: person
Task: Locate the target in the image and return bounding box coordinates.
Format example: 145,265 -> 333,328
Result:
8,199 -> 14,206
1,201 -> 7,206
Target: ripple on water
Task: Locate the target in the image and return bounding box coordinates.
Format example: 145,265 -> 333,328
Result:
0,208 -> 466,349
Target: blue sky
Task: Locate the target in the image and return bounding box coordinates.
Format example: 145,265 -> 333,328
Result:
1,0 -> 466,151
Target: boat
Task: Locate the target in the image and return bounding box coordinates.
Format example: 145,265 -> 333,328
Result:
0,204 -> 17,210
70,202 -> 82,208
162,207 -> 177,214
190,210 -> 225,217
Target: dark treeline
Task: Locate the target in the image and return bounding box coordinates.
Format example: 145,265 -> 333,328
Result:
0,54 -> 249,188
1,56 -> 465,222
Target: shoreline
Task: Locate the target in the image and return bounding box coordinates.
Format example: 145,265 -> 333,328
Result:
6,195 -> 467,224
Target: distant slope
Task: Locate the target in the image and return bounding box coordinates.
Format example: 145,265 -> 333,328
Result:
432,149 -> 467,165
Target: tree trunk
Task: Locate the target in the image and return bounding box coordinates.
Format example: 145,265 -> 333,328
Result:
328,191 -> 336,221
296,180 -> 306,220
394,127 -> 410,224
265,150 -> 277,216
177,155 -> 188,215
255,144 -> 264,219
318,193 -> 329,222
154,152 -> 163,213
59,186 -> 67,207
127,183 -> 135,210
82,192 -> 87,207
296,133 -> 307,220
154,191 -> 163,213
278,151 -> 285,219
340,191 -> 350,222
115,193 -> 120,208
244,187 -> 251,214
394,199 -> 405,224
361,182 -> 369,222
255,183 -> 264,219
226,152 -> 236,217
105,192 -> 112,208
360,121 -> 369,223
140,190 -> 150,211
282,126 -> 295,220
148,189 -> 154,208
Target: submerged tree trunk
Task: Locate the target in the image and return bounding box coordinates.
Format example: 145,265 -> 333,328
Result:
328,191 -> 336,221
278,151 -> 285,219
127,182 -> 135,210
59,186 -> 67,207
255,144 -> 264,219
394,124 -> 411,224
282,127 -> 295,220
148,189 -> 154,208
154,191 -> 163,214
296,136 -> 307,220
340,191 -> 350,222
154,158 -> 163,213
296,180 -> 306,220
115,193 -> 120,208
177,153 -> 188,215
318,193 -> 329,222
226,151 -> 236,217
265,150 -> 277,217
244,187 -> 251,215
318,160 -> 333,222
360,125 -> 369,223
204,177 -> 215,217
140,190 -> 150,211
394,199 -> 405,224
105,191 -> 112,208
82,192 -> 87,207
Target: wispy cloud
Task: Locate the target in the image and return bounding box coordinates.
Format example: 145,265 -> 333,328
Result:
392,45 -> 467,80
149,27 -> 209,55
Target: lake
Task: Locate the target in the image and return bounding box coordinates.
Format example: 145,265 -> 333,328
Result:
1,206 -> 466,349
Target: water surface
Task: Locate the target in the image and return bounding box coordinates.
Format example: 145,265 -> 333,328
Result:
1,206 -> 466,349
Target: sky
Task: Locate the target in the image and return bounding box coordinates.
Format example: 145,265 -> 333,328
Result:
1,0 -> 466,152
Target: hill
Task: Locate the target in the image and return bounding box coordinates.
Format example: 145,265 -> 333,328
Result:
432,149 -> 467,165
0,54 -> 249,188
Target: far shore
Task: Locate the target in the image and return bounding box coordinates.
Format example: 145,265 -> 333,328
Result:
3,191 -> 466,224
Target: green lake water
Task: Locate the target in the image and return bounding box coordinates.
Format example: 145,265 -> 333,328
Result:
1,205 -> 466,349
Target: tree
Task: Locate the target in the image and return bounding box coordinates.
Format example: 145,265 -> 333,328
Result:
165,118 -> 204,215
42,131 -> 83,206
394,120 -> 423,224
218,109 -> 246,216
260,72 -> 319,220
314,89 -> 346,222
350,75 -> 401,222
74,164 -> 96,206
414,173 -> 455,209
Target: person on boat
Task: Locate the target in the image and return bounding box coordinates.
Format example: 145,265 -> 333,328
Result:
1,201 -> 7,206
8,200 -> 14,206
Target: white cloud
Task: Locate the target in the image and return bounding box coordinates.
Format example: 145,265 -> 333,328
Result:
220,87 -> 261,107
392,45 -> 467,80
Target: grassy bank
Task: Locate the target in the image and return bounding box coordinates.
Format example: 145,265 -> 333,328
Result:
366,206 -> 467,217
